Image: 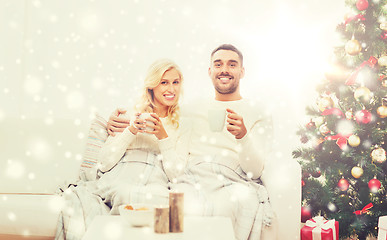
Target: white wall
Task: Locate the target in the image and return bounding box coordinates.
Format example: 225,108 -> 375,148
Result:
0,0 -> 346,190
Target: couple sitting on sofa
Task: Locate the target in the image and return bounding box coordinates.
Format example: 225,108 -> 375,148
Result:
55,44 -> 277,240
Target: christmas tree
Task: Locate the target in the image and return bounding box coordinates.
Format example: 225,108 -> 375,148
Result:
293,0 -> 387,239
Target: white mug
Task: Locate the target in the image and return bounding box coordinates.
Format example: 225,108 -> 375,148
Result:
138,113 -> 155,132
208,108 -> 227,132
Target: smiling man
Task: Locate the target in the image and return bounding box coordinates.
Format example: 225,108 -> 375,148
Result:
169,44 -> 277,240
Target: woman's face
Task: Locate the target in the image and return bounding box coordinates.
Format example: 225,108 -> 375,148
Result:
152,68 -> 182,109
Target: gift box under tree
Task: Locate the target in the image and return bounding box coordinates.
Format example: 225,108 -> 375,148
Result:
301,216 -> 339,240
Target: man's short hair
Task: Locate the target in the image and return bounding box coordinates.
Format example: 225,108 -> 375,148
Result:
211,44 -> 243,66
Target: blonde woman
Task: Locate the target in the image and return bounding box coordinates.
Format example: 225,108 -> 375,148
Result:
55,59 -> 191,240
96,58 -> 191,213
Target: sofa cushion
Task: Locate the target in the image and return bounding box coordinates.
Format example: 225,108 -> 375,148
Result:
0,194 -> 62,237
78,113 -> 108,181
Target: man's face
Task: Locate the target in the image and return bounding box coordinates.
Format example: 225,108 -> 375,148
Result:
208,49 -> 245,95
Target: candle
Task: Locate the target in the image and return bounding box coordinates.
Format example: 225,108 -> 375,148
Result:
154,206 -> 169,234
169,192 -> 184,232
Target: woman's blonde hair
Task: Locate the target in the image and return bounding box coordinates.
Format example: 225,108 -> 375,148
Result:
135,59 -> 183,127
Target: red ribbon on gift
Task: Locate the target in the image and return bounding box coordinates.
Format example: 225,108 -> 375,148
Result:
345,56 -> 378,86
344,14 -> 365,25
303,216 -> 338,240
325,134 -> 351,150
353,203 -> 373,215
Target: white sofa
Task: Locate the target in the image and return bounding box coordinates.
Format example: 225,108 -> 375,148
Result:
0,117 -> 301,240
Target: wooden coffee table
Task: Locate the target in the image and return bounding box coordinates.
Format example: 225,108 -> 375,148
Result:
82,215 -> 235,240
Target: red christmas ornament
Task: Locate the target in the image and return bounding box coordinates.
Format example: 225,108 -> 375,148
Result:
306,121 -> 316,130
322,108 -> 344,118
301,206 -> 312,223
356,0 -> 369,11
368,178 -> 381,192
302,180 -> 305,187
311,168 -> 321,178
338,178 -> 349,191
355,110 -> 372,124
381,31 -> 387,40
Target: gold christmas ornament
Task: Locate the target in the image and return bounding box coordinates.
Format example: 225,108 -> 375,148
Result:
351,166 -> 363,179
345,39 -> 362,56
349,234 -> 359,240
381,22 -> 387,31
378,56 -> 387,67
313,117 -> 325,127
324,64 -> 350,82
382,77 -> 387,88
377,105 -> 387,118
319,124 -> 330,136
345,110 -> 354,120
318,97 -> 334,112
348,135 -> 361,147
371,147 -> 386,163
354,86 -> 372,103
